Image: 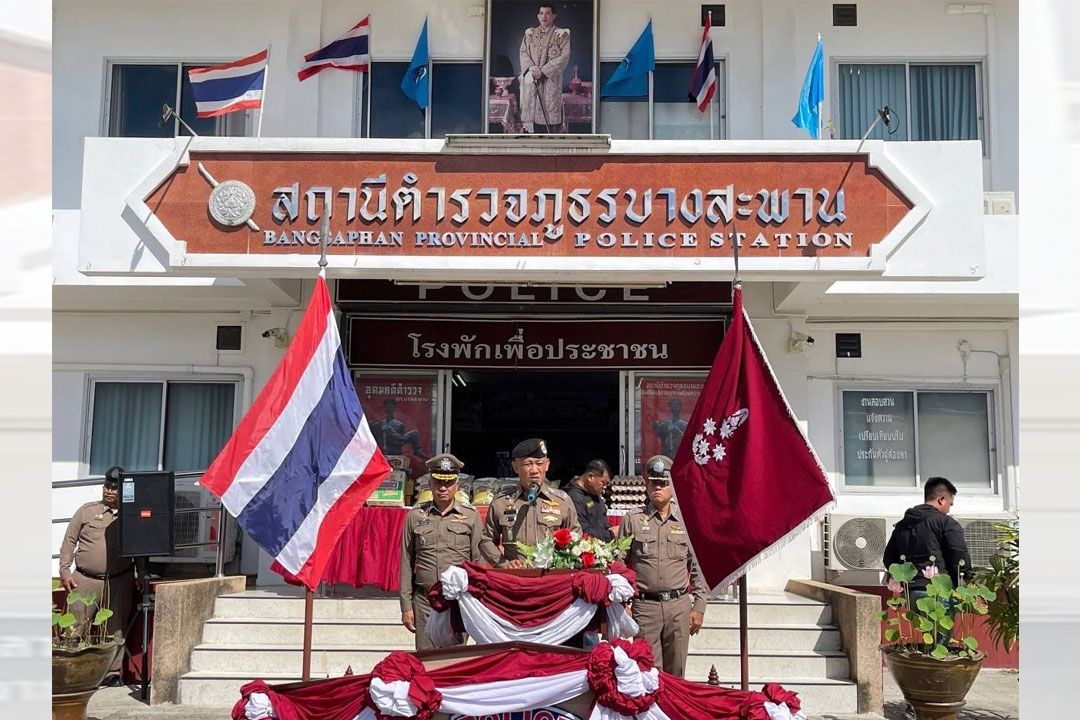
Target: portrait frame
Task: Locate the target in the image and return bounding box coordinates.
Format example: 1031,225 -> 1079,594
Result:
484,0 -> 598,134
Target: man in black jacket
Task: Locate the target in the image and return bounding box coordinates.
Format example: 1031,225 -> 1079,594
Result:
565,459 -> 614,541
883,477 -> 973,590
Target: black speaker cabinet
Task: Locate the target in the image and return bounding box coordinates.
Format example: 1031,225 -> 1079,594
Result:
118,471 -> 175,558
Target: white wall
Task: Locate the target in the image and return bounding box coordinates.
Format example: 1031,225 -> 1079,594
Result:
53,0 -> 1019,210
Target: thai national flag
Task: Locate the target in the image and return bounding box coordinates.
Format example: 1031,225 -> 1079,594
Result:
200,277 -> 391,591
188,49 -> 268,118
688,14 -> 717,112
298,15 -> 371,81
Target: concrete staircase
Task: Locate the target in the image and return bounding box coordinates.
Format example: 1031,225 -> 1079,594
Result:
177,587 -> 858,713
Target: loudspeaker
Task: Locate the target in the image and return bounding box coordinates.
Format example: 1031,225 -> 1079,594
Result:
118,471 -> 175,557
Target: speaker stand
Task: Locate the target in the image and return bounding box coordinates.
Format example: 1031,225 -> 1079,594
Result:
134,557 -> 153,701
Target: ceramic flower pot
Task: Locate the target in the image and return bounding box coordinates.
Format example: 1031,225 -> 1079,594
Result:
52,640 -> 122,720
882,645 -> 985,720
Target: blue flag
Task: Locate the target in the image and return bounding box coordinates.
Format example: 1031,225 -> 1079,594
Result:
401,18 -> 429,109
791,37 -> 824,138
601,20 -> 655,97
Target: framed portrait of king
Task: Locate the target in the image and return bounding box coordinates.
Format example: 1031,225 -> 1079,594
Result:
485,0 -> 597,134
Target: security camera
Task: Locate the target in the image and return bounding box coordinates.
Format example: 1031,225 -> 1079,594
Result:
788,331 -> 816,353
261,327 -> 290,348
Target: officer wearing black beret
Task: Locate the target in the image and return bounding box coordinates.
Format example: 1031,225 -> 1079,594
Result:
480,438 -> 580,568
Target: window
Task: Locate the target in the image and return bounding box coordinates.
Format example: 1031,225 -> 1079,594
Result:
599,61 -> 726,140
363,62 -> 483,139
87,380 -> 237,475
837,62 -> 982,147
106,62 -> 249,138
841,389 -> 995,491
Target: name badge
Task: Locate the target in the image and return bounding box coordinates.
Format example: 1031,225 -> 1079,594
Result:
639,526 -> 651,534
670,529 -> 686,535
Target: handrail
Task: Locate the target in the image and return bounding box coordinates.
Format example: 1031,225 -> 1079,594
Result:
52,470 -> 230,577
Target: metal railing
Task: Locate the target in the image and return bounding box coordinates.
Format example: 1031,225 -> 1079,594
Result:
52,470 -> 230,577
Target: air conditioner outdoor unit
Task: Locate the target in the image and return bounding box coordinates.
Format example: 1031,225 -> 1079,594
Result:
824,514 -> 901,571
954,515 -> 1016,569
153,481 -> 238,564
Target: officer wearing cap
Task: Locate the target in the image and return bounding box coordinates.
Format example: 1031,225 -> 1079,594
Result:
480,438 -> 581,568
57,466 -> 136,683
399,453 -> 483,650
618,455 -> 707,678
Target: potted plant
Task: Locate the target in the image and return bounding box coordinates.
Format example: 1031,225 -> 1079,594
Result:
52,580 -> 123,720
974,521 -> 1019,653
879,558 -> 995,720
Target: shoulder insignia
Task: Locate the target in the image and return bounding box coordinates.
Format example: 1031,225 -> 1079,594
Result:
497,485 -> 518,497
551,488 -> 570,501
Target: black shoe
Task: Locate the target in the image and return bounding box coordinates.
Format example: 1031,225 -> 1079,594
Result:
903,704 -> 916,720
101,674 -> 125,687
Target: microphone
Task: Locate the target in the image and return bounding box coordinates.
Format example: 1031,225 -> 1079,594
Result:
526,482 -> 539,505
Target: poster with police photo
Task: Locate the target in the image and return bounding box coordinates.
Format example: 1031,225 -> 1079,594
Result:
638,378 -> 705,471
487,0 -> 595,133
354,377 -> 435,481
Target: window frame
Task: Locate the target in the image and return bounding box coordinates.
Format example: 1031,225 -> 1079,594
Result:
81,374 -> 243,477
835,382 -> 1001,496
101,58 -> 254,138
597,56 -> 728,140
355,59 -> 485,139
830,57 -> 987,156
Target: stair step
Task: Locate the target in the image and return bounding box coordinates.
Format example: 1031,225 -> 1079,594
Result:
202,617 -> 841,651
177,672 -> 859,714
212,590 -> 832,625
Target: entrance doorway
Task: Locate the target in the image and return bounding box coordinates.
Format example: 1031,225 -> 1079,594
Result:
450,370 -> 620,485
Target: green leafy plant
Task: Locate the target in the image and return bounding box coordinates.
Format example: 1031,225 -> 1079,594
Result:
878,558 -> 994,661
51,579 -> 115,650
974,521 -> 1019,652
512,530 -> 632,570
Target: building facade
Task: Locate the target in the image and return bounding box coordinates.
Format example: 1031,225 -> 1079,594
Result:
53,0 -> 1019,591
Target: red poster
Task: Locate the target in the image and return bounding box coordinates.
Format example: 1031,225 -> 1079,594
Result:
639,378 -> 705,468
355,376 -> 435,480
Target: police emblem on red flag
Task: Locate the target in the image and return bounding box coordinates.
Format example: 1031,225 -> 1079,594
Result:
671,286 -> 834,590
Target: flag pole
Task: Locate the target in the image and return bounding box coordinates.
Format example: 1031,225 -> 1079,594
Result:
302,587 -> 314,681
257,43 -> 272,138
732,220 -> 746,690
816,33 -> 823,140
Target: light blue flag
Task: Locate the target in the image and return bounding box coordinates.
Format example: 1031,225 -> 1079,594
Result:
401,18 -> 429,109
601,21 -> 655,97
791,37 -> 824,138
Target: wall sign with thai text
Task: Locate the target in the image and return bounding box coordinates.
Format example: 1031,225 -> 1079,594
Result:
346,316 -> 726,369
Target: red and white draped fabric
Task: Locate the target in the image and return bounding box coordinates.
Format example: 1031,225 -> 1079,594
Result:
232,640 -> 805,720
424,562 -> 639,647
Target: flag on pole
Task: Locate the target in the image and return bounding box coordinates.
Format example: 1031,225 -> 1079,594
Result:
187,49 -> 268,118
601,20 -> 655,97
670,287 -> 835,591
688,13 -> 717,112
791,36 -> 825,138
200,277 -> 391,591
297,15 -> 371,81
401,18 -> 430,109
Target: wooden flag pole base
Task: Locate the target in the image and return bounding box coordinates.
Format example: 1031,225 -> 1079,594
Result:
302,588 -> 314,682
738,574 -> 749,691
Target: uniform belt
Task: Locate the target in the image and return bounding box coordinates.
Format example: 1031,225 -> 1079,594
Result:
76,566 -> 133,581
639,587 -> 689,602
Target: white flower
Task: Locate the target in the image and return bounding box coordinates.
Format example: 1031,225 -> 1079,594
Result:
703,418 -> 717,435
712,444 -> 726,461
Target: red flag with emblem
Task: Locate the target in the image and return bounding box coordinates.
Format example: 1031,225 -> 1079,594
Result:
671,285 -> 834,590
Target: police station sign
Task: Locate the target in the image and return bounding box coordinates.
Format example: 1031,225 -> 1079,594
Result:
126,139 -> 930,278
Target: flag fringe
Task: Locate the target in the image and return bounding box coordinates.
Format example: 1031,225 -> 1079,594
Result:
700,300 -> 837,594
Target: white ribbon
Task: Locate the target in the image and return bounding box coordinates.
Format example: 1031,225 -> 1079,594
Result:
605,574 -> 640,639
764,701 -> 807,720
612,645 -> 661,697
368,677 -> 418,717
244,691 -> 276,719
439,565 -> 469,600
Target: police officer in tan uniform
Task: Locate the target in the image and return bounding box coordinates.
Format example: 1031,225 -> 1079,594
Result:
480,438 -> 580,568
618,455 -> 707,678
399,453 -> 483,650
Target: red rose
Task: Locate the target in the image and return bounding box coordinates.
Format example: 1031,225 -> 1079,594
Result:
552,528 -> 573,548
580,551 -> 596,569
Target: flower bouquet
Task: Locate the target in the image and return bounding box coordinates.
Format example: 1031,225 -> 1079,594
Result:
512,529 -> 632,570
